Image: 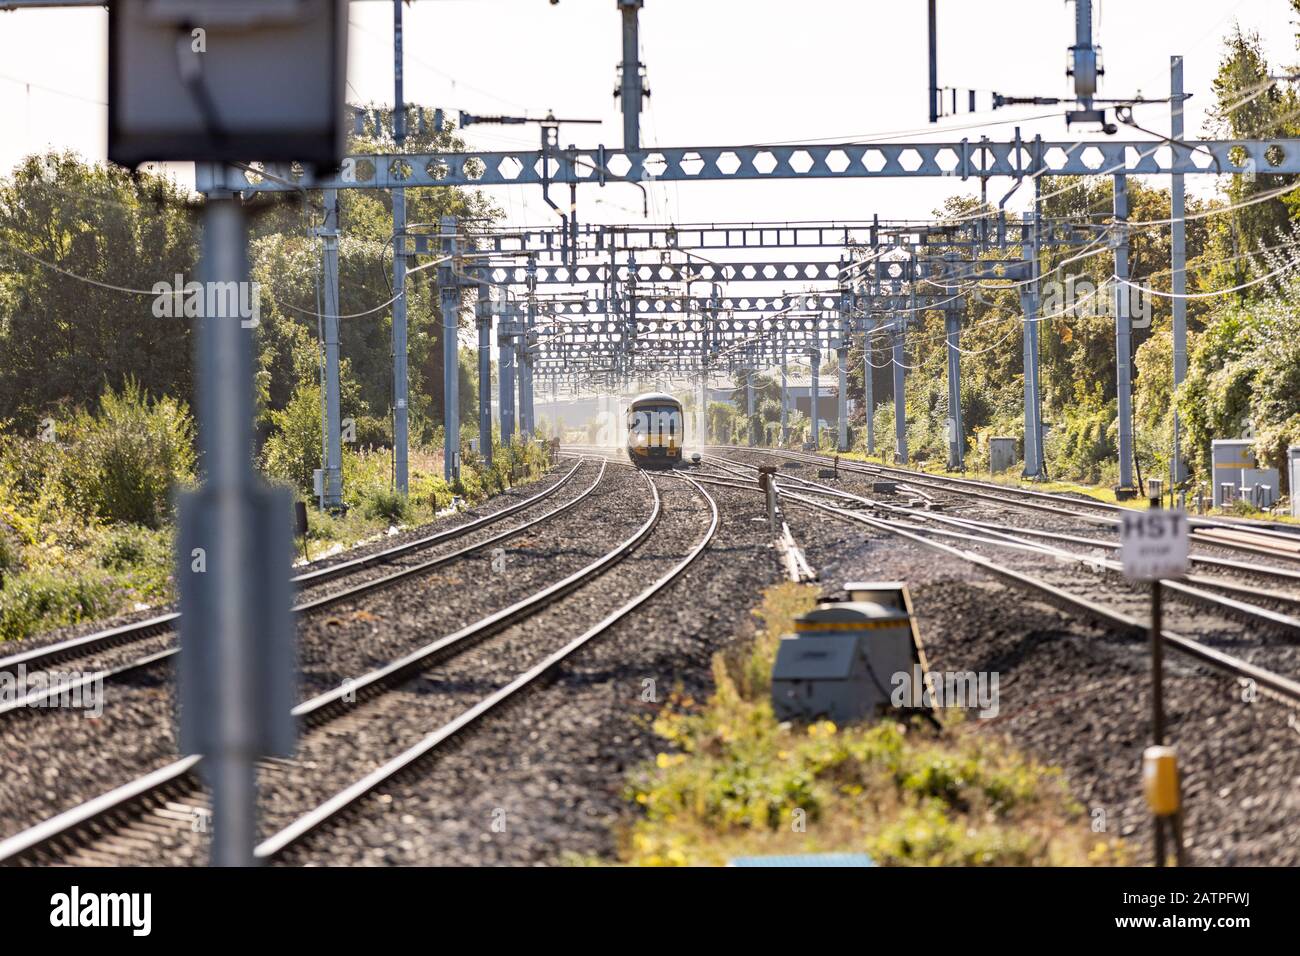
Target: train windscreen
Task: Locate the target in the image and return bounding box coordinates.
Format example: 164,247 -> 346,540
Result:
628,405 -> 681,447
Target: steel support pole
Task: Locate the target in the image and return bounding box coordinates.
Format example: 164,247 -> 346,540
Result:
699,370 -> 708,447
864,320 -> 875,456
519,342 -> 534,438
1114,174 -> 1135,490
1022,210 -> 1044,479
745,368 -> 755,446
477,281 -> 493,467
193,196 -> 258,868
391,0 -> 409,493
700,291 -> 712,447
392,188 -> 409,492
618,0 -> 644,152
927,0 -> 938,124
780,349 -> 789,446
499,303 -> 516,446
319,189 -> 343,509
1171,55 -> 1189,485
521,261 -> 536,438
945,306 -> 964,471
440,215 -> 460,481
810,349 -> 821,450
837,345 -> 848,452
893,315 -> 908,465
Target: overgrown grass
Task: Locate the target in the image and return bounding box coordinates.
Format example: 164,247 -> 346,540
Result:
613,582 -> 1125,867
0,408 -> 553,641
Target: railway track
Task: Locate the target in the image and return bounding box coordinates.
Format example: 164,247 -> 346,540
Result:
713,446 -> 1300,594
0,459 -> 598,719
0,470 -> 720,866
699,452 -> 1300,709
719,446 -> 1300,567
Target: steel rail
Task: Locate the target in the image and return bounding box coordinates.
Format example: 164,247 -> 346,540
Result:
290,464 -> 658,724
709,451 -> 1300,636
0,460 -> 604,717
704,455 -> 1300,705
717,446 -> 1300,566
0,460 -> 604,716
709,451 -> 1300,587
744,446 -> 1300,544
0,466 -> 662,865
789,490 -> 1300,705
0,460 -> 584,679
254,474 -> 717,861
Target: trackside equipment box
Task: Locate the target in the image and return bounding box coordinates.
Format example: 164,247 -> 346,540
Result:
771,582 -> 928,723
1291,447 -> 1300,519
989,437 -> 1017,474
1211,439 -> 1254,507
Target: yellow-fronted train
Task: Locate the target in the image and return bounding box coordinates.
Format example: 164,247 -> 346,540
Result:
626,391 -> 683,469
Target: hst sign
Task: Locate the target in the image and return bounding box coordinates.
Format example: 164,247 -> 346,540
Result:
1120,510 -> 1189,581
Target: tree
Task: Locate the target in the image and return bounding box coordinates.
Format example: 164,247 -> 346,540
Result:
0,153 -> 198,426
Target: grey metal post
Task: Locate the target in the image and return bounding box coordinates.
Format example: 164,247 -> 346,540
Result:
780,347 -> 789,446
945,305 -> 964,471
837,345 -> 848,451
1114,174 -> 1135,490
200,196 -> 256,868
499,301 -> 516,445
700,287 -> 713,446
319,189 -> 343,509
618,0 -> 645,151
552,377 -> 559,438
521,259 -> 537,437
392,188 -> 409,492
519,340 -> 534,438
699,370 -> 708,447
439,215 -> 460,481
893,313 -> 908,464
864,316 -> 875,456
391,0 -> 409,493
1171,56 -> 1189,485
810,349 -> 821,450
477,279 -> 493,467
1021,210 -> 1044,478
745,368 -> 755,446
179,186 -> 293,867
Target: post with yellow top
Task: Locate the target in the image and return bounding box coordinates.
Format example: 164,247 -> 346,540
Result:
1143,745 -> 1185,867
1119,502 -> 1189,866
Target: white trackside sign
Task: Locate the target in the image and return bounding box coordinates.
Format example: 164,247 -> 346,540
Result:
1120,510 -> 1190,581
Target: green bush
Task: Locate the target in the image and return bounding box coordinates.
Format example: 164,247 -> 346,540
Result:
88,523 -> 173,599
1045,400 -> 1117,483
0,520 -> 20,577
615,583 -> 1112,867
261,380 -> 324,495
0,567 -> 121,642
59,380 -> 195,528
361,487 -> 414,525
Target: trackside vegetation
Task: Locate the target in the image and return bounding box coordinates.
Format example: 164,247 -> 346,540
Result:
616,582 -> 1126,866
0,381 -> 551,644
0,110 -> 561,644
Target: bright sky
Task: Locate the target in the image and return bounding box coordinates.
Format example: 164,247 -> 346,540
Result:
0,0 -> 1296,231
